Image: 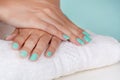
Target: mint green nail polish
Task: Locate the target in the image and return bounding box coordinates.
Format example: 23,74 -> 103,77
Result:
30,53 -> 38,61
47,51 -> 52,57
84,36 -> 91,42
82,31 -> 90,36
63,34 -> 70,40
12,43 -> 19,49
20,50 -> 28,57
76,38 -> 85,45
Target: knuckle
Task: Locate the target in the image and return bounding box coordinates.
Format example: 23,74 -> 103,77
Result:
23,45 -> 32,51
69,32 -> 75,37
34,48 -> 40,53
37,41 -> 47,49
79,33 -> 84,38
49,45 -> 56,51
41,36 -> 50,42
14,37 -> 24,46
40,43 -> 47,48
28,40 -> 36,46
19,29 -> 32,35
52,38 -> 59,44
43,7 -> 52,13
51,28 -> 57,34
25,40 -> 36,49
75,30 -> 81,35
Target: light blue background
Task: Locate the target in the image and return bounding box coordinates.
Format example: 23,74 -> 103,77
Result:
61,0 -> 120,40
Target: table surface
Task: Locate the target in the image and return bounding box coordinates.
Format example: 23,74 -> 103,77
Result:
57,62 -> 120,80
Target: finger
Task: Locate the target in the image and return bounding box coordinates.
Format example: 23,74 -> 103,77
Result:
82,34 -> 92,43
6,28 -> 19,40
49,9 -> 82,34
36,13 -> 78,44
42,9 -> 76,39
30,33 -> 52,61
56,10 -> 84,32
52,10 -> 84,35
19,33 -> 40,58
42,9 -> 87,45
12,29 -> 33,49
48,9 -> 76,29
13,34 -> 30,50
45,36 -> 62,58
33,18 -> 67,40
55,11 -> 92,45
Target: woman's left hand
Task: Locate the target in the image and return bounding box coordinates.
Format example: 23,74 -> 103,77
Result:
0,0 -> 89,45
6,28 -> 62,61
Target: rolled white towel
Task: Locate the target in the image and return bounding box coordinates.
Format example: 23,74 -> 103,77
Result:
0,31 -> 120,80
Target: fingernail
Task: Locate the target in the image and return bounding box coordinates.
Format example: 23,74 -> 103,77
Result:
63,34 -> 70,40
30,53 -> 38,61
84,36 -> 91,42
12,43 -> 19,49
20,50 -> 28,57
47,51 -> 52,57
82,31 -> 90,36
76,38 -> 85,45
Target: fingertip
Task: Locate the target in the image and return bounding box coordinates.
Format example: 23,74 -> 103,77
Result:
5,34 -> 17,40
63,34 -> 70,40
20,50 -> 28,58
12,42 -> 19,49
29,53 -> 39,61
82,31 -> 90,37
83,36 -> 92,42
45,51 -> 54,58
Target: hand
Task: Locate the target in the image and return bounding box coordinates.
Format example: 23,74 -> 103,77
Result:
0,0 -> 91,45
6,28 -> 62,61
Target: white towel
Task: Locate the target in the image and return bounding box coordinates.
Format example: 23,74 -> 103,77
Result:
0,32 -> 120,80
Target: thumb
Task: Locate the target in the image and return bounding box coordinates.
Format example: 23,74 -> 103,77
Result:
5,28 -> 19,40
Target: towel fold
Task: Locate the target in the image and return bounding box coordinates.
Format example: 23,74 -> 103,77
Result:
0,31 -> 120,80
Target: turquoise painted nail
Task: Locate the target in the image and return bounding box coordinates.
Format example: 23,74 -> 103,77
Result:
47,51 -> 52,57
82,31 -> 90,36
84,36 -> 91,42
63,34 -> 70,40
30,53 -> 38,61
76,38 -> 85,45
12,43 -> 19,49
20,50 -> 28,57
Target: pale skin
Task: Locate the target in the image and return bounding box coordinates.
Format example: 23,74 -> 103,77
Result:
0,0 -> 91,61
7,28 -> 62,61
0,0 -> 85,45
6,27 -> 90,61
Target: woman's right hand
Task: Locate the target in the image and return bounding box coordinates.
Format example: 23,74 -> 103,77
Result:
0,0 -> 91,45
6,28 -> 62,61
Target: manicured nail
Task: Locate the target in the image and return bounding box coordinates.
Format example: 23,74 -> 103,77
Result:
63,34 -> 70,40
20,50 -> 28,57
30,53 -> 38,61
84,36 -> 91,42
82,31 -> 90,36
47,51 -> 52,57
76,38 -> 85,45
12,43 -> 19,49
